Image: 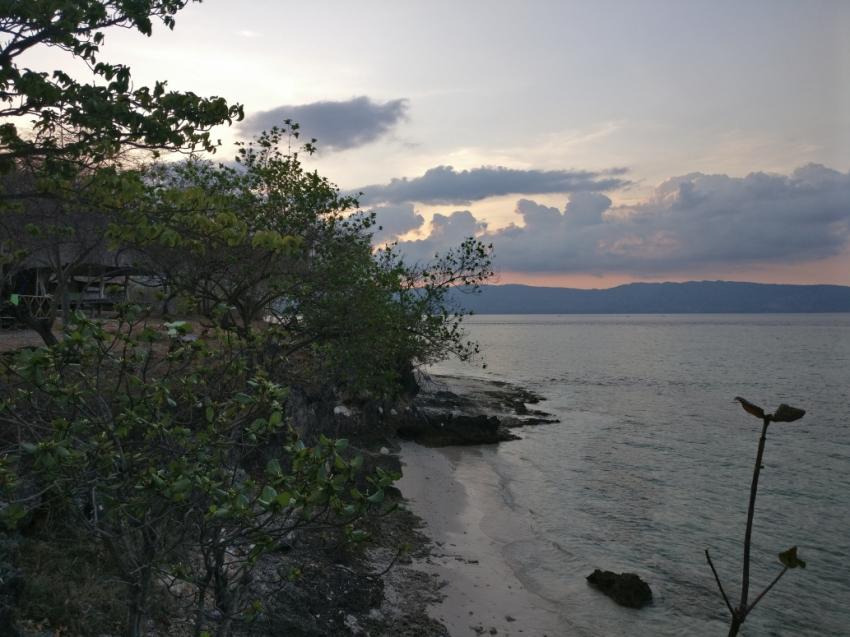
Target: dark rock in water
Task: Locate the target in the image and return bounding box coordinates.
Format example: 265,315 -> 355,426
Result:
397,414 -> 520,447
586,569 -> 652,609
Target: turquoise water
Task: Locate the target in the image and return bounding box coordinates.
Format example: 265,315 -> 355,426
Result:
431,314 -> 850,636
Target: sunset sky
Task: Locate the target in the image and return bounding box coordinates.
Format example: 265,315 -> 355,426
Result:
24,0 -> 850,287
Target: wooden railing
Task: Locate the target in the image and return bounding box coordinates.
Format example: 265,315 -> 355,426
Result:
13,294 -> 54,319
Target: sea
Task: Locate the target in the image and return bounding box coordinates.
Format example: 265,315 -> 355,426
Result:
429,314 -> 850,636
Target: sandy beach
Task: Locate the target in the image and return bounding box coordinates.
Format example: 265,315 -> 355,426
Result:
398,442 -> 567,637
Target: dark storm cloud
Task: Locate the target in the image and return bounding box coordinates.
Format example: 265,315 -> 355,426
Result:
391,164 -> 850,273
240,96 -> 408,151
354,165 -> 629,206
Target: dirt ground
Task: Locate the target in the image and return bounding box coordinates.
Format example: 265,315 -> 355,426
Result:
0,328 -> 51,352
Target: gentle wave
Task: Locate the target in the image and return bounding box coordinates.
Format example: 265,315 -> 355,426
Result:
432,314 -> 850,636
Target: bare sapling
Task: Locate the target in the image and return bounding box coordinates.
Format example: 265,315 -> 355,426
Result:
705,397 -> 807,637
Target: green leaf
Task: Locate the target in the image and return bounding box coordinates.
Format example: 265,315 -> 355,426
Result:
1,503 -> 28,530
259,485 -> 278,506
778,546 -> 806,569
366,489 -> 384,504
172,477 -> 192,493
274,491 -> 293,507
266,458 -> 283,477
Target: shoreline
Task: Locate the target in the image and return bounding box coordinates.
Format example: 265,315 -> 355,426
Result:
398,443 -> 566,637
393,373 -> 571,637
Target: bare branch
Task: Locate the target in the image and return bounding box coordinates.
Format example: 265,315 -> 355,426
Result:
705,548 -> 735,617
745,567 -> 787,618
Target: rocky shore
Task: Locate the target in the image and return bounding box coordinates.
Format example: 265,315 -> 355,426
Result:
253,372 -> 561,637
397,374 -> 558,447
386,373 -> 563,637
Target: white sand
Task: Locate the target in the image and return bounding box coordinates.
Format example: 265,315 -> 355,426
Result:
398,442 -> 566,637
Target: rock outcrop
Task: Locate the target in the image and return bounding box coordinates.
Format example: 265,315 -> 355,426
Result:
586,569 -> 652,609
397,413 -> 520,446
396,374 -> 559,446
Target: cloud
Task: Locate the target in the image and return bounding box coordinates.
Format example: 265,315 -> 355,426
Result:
354,165 -> 629,206
240,96 -> 407,151
392,164 -> 850,274
368,203 -> 425,243
389,211 -> 488,262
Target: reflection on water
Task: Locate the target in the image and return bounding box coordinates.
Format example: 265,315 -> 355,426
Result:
432,314 -> 850,636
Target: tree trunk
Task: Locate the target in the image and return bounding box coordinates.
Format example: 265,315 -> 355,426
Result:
214,576 -> 248,637
127,605 -> 144,637
126,562 -> 152,637
727,613 -> 742,637
15,306 -> 57,347
192,576 -> 212,637
125,530 -> 155,637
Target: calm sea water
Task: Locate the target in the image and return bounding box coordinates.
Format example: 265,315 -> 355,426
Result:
431,314 -> 850,636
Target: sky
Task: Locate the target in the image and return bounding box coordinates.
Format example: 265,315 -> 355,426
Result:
22,0 -> 850,287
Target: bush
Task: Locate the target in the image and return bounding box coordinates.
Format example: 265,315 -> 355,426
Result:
0,311 -> 396,637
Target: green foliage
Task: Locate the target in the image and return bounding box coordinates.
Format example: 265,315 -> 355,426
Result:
1,0 -> 243,178
110,127 -> 345,336
0,162 -> 133,338
2,6 -> 495,636
0,311 -> 395,636
115,126 -> 493,397
0,0 -> 239,349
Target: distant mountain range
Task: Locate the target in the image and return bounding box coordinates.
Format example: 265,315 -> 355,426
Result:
449,281 -> 850,314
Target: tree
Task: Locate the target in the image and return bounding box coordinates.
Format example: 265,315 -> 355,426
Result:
0,0 -> 242,184
117,128 -> 350,338
1,0 -> 241,346
302,237 -> 492,399
0,165 -> 131,344
118,127 -> 493,398
0,3 -> 494,637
